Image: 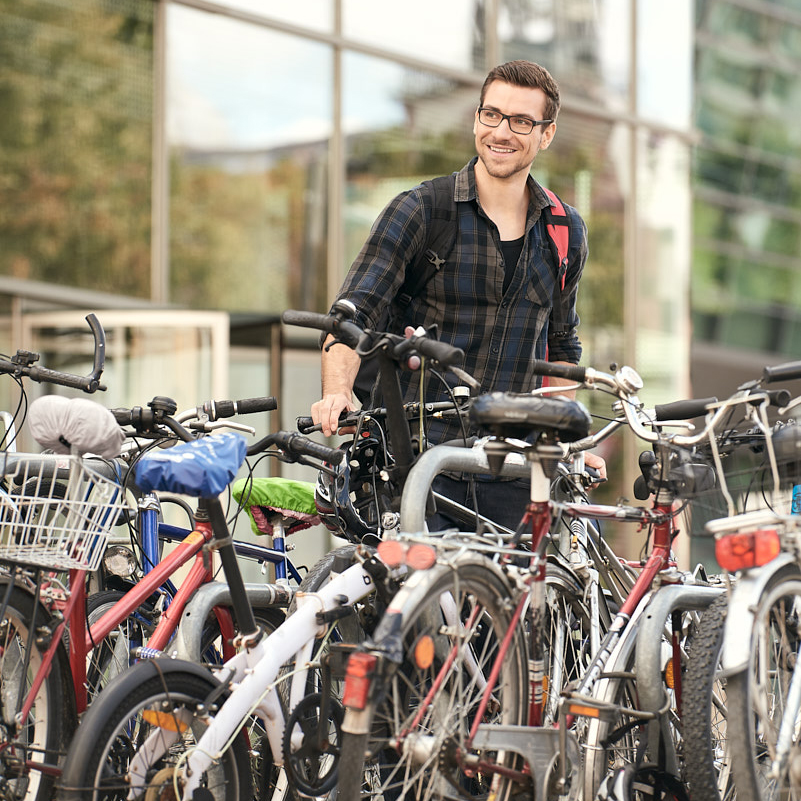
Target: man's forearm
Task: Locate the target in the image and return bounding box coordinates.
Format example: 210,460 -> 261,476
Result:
321,335 -> 361,397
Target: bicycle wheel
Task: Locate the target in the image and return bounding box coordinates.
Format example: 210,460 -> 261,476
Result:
57,659 -> 251,801
543,560 -> 595,725
85,589 -> 153,700
682,594 -> 734,801
582,622 -> 687,800
728,576 -> 801,801
337,553 -> 528,801
0,582 -> 73,801
280,544 -> 371,800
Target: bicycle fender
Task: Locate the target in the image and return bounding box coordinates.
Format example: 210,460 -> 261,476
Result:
720,552 -> 801,676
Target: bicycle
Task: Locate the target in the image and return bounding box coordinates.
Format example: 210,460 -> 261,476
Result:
0,389 -> 320,801
690,360 -> 801,801
56,306 -> 558,801
333,360 -> 776,801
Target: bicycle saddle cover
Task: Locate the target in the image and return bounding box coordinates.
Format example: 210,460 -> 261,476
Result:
470,392 -> 592,442
29,395 -> 125,459
135,432 -> 247,497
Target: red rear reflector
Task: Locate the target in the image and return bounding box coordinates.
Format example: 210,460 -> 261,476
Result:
342,652 -> 378,710
377,540 -> 405,568
406,544 -> 437,570
715,529 -> 780,572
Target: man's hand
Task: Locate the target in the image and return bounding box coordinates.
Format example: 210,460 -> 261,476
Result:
311,393 -> 357,437
584,451 -> 607,487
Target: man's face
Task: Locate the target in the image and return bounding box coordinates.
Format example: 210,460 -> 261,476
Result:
474,80 -> 556,180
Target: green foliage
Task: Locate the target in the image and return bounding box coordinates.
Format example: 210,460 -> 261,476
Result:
0,0 -> 153,296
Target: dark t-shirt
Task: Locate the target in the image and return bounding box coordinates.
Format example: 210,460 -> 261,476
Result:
501,235 -> 525,295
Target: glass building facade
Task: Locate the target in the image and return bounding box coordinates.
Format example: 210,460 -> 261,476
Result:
0,0 -> 700,563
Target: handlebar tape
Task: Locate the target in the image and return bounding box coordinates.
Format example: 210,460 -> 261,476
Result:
530,359 -> 587,383
654,397 -> 717,421
247,431 -> 345,464
203,397 -> 277,420
763,360 -> 801,384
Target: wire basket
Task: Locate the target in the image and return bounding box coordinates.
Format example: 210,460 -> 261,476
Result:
0,452 -> 126,571
686,429 -> 796,537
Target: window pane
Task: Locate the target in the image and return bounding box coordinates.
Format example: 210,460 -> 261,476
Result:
637,0 -> 692,125
500,0 -> 631,112
167,5 -> 332,313
342,53 -> 476,270
343,0 -> 483,72
211,0 -> 333,32
0,0 -> 153,297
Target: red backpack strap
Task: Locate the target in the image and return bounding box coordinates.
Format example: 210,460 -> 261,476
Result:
541,187 -> 570,291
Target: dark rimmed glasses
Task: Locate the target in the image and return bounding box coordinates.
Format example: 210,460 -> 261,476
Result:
477,107 -> 553,135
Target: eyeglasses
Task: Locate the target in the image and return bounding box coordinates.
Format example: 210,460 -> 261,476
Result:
477,107 -> 553,135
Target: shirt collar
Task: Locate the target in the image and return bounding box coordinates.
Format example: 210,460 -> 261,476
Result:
458,157 -> 551,213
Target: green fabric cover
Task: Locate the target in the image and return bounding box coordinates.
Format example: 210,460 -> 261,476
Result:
232,476 -> 317,537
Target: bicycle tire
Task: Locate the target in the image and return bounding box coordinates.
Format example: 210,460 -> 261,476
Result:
336,553 -> 528,801
85,589 -> 153,700
728,576 -> 801,801
682,594 -> 734,801
57,659 -> 251,801
0,581 -> 72,801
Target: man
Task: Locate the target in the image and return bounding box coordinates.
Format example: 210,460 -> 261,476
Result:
312,60 -> 605,529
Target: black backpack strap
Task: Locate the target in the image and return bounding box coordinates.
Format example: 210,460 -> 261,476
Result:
395,174 -> 458,311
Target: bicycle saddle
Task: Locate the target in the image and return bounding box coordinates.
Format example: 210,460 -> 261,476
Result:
470,391 -> 592,442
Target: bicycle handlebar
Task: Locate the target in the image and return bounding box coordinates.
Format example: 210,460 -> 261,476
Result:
654,397 -> 718,421
763,360 -> 801,384
282,309 -> 465,370
247,430 -> 344,464
201,396 -> 277,420
0,313 -> 107,392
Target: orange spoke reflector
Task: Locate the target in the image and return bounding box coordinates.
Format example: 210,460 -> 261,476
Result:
566,703 -> 600,718
664,659 -> 676,689
406,544 -> 437,570
414,635 -> 435,670
142,709 -> 189,734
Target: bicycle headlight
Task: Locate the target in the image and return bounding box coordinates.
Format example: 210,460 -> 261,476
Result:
102,544 -> 137,579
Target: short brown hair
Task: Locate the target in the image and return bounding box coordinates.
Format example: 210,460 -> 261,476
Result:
480,61 -> 561,121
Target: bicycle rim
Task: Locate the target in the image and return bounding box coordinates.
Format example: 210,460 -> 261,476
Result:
729,577 -> 801,801
0,583 -> 69,801
357,556 -> 528,801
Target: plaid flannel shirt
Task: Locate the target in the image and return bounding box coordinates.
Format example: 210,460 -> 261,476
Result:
334,157 -> 587,444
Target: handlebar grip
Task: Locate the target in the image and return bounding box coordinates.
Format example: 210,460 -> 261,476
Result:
767,389 -> 791,407
84,313 -> 106,391
654,397 -> 717,421
247,431 -> 345,464
296,416 -> 316,434
282,309 -> 364,349
282,310 -> 333,331
203,397 -> 277,420
530,359 -> 587,383
26,366 -> 103,393
763,360 -> 801,383
413,338 -> 464,367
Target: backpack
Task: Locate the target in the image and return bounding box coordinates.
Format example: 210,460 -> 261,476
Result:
353,174 -> 571,405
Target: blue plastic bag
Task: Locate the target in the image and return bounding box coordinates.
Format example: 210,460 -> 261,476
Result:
135,433 -> 248,497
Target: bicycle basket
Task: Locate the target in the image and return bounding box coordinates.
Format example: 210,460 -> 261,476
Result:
0,453 -> 125,571
686,427 -> 795,536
